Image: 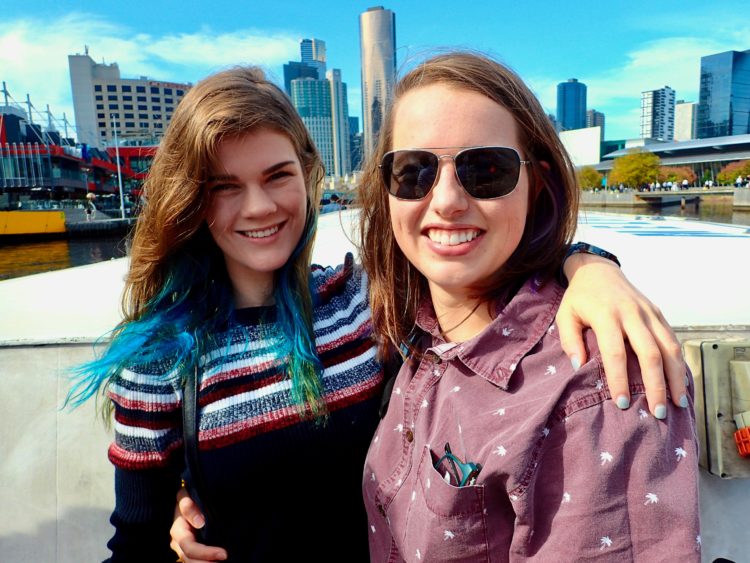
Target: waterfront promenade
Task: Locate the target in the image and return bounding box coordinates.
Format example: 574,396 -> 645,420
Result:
581,185 -> 750,209
1,209 -> 749,562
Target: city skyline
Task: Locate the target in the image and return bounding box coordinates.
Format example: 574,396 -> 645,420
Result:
3,0 -> 750,142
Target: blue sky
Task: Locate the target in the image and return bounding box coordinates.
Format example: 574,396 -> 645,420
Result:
2,0 -> 749,141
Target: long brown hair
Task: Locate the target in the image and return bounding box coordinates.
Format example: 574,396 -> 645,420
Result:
359,51 -> 579,356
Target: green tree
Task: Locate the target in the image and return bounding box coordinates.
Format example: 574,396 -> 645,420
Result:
577,166 -> 603,190
608,149 -> 661,188
717,160 -> 750,185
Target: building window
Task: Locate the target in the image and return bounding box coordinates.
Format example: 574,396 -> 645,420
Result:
177,90 -> 184,96
109,104 -> 119,110
98,122 -> 106,128
123,95 -> 132,101
166,107 -> 174,113
150,86 -> 159,94
123,104 -> 133,110
138,105 -> 147,111
165,98 -> 174,104
137,96 -> 146,102
152,106 -> 161,111
125,122 -> 135,128
97,113 -> 105,119
136,86 -> 146,93
122,85 -> 132,92
96,104 -> 104,110
151,97 -> 161,104
138,113 -> 148,119
139,122 -> 149,128
153,114 -> 162,120
107,84 -> 117,92
155,123 -> 163,128
94,85 -> 102,92
124,113 -> 134,119
164,88 -> 173,95
95,95 -> 103,101
108,95 -> 117,101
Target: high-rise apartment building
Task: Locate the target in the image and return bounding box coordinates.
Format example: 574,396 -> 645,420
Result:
291,78 -> 334,175
300,38 -> 327,79
697,49 -> 750,138
556,79 -> 587,131
359,6 -> 396,157
674,100 -> 698,141
640,86 -> 675,141
69,52 -> 190,147
586,109 -> 605,139
327,69 -> 352,177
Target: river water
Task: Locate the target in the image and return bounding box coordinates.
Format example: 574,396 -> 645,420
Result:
1,201 -> 749,281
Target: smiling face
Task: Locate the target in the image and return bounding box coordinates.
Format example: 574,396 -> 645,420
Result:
388,84 -> 530,303
206,129 -> 308,306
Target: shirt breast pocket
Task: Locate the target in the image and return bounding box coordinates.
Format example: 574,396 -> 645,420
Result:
403,446 -> 489,561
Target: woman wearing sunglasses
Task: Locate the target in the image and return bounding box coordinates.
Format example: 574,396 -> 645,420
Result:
77,65 -> 687,563
358,52 -> 699,561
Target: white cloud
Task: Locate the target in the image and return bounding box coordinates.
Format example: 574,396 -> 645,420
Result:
0,13 -> 299,140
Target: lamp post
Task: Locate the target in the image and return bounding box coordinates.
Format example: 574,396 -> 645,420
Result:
111,113 -> 126,219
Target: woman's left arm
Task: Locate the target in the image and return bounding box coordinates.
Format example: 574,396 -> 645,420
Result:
557,252 -> 687,417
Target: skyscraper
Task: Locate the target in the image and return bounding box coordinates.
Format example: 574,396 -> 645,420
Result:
556,79 -> 587,131
327,69 -> 352,177
640,86 -> 675,141
586,109 -> 605,140
674,100 -> 698,141
697,49 -> 750,138
291,78 -> 334,175
300,38 -> 327,79
359,6 -> 396,157
349,116 -> 363,171
282,61 -> 318,96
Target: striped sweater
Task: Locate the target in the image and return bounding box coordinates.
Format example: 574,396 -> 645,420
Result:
105,255 -> 384,562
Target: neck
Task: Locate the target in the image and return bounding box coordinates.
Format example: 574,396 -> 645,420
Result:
226,264 -> 276,309
428,283 -> 494,343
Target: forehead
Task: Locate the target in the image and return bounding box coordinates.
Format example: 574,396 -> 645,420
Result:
391,84 -> 521,151
211,129 -> 299,173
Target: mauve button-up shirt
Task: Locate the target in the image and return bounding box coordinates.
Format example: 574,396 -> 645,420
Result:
363,277 -> 700,562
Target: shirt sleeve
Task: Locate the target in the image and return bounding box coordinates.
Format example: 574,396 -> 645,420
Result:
514,361 -> 701,561
104,362 -> 184,562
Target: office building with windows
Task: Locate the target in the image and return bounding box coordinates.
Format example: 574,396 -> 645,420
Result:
586,109 -> 605,140
291,78 -> 334,175
300,38 -> 327,79
697,49 -> 750,138
349,116 -> 363,171
641,86 -> 675,141
675,100 -> 698,141
283,61 -> 318,96
327,69 -> 351,177
556,79 -> 587,131
68,52 -> 190,147
359,6 -> 396,157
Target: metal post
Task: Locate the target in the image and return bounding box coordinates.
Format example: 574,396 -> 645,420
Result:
112,114 -> 125,219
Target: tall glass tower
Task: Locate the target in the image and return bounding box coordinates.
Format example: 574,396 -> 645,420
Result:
300,38 -> 326,80
327,69 -> 352,177
556,78 -> 587,131
697,49 -> 750,138
291,78 -> 334,175
359,6 -> 396,157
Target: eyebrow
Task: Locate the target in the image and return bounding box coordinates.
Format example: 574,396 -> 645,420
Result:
207,160 -> 297,183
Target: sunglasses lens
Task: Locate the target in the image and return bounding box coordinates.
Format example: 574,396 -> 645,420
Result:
456,147 -> 521,199
382,150 -> 439,200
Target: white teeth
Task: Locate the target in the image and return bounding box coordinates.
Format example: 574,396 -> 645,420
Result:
242,225 -> 280,238
427,229 -> 480,246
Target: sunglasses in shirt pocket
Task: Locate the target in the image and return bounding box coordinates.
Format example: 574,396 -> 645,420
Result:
402,446 -> 489,561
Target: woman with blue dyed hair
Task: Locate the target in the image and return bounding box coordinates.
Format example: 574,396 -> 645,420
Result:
72,66 -> 687,562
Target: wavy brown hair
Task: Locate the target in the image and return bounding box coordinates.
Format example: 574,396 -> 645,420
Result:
359,52 -> 579,357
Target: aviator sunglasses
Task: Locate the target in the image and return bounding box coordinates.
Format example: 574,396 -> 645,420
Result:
380,146 -> 530,201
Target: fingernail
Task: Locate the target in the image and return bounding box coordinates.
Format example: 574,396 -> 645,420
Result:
654,404 -> 667,419
194,514 -> 205,528
570,354 -> 581,370
679,394 -> 689,408
616,395 -> 630,409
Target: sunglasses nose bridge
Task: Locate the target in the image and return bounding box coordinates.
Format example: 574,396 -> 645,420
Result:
434,153 -> 463,191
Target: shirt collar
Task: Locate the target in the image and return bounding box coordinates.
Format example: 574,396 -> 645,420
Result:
414,276 -> 564,389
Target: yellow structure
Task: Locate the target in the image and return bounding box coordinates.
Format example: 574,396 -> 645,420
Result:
0,211 -> 66,235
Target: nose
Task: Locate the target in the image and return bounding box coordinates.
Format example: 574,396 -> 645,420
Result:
239,183 -> 277,217
429,156 -> 469,216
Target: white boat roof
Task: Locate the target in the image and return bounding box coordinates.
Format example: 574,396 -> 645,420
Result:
1,209 -> 748,345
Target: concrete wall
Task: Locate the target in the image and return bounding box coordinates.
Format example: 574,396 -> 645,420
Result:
735,187 -> 750,209
0,344 -> 113,562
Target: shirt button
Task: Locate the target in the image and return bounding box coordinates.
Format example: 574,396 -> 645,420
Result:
405,429 -> 414,442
